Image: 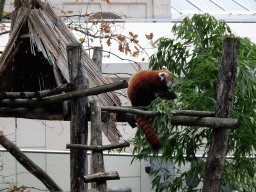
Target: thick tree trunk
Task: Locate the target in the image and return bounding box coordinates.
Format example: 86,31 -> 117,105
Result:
67,43 -> 88,192
202,37 -> 239,191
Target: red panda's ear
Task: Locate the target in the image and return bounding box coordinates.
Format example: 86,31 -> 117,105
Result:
159,72 -> 167,81
162,66 -> 168,70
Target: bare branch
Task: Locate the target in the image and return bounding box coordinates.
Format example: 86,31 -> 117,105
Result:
0,131 -> 62,191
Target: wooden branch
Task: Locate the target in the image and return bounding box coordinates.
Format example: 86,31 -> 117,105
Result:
101,106 -> 160,117
171,110 -> 215,117
66,142 -> 130,151
108,187 -> 132,192
34,83 -> 76,98
68,42 -> 88,192
170,116 -> 239,129
0,83 -> 76,100
101,106 -> 216,117
0,80 -> 128,108
203,37 -> 239,191
83,171 -> 120,183
0,131 -> 62,191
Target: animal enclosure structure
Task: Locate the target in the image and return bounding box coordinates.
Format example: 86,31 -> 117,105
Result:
0,0 -> 122,144
0,1 -> 241,192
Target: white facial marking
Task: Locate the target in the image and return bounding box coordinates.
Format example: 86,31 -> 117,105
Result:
159,72 -> 167,81
166,80 -> 174,88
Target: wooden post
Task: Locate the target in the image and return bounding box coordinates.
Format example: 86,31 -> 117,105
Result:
90,100 -> 107,191
67,43 -> 88,192
202,37 -> 239,191
92,47 -> 103,71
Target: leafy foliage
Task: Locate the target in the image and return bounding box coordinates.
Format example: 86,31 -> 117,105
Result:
133,14 -> 256,191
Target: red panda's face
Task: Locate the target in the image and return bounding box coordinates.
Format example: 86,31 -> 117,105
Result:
158,67 -> 175,88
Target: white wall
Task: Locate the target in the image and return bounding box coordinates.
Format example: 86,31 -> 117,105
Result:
0,149 -> 155,192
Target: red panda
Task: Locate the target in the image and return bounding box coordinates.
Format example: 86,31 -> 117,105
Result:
127,66 -> 176,150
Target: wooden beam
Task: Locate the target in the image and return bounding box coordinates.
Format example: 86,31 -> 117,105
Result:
170,116 -> 239,129
0,131 -> 62,191
66,142 -> 130,151
108,187 -> 132,192
68,42 -> 88,192
0,80 -> 128,108
83,171 -> 120,183
101,107 -> 216,117
0,83 -> 76,100
203,37 -> 239,191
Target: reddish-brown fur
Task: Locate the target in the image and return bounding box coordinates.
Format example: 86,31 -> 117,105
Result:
127,69 -> 174,150
135,115 -> 161,150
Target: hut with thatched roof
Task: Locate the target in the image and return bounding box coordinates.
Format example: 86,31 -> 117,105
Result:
0,0 -> 122,144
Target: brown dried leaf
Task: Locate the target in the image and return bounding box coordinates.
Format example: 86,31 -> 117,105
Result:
145,33 -> 153,40
79,38 -> 84,43
117,35 -> 126,42
103,25 -> 111,33
125,43 -> 131,54
107,77 -> 114,83
105,0 -> 110,4
85,13 -> 90,17
118,44 -> 124,52
0,24 -> 6,32
66,10 -> 74,14
142,58 -> 145,61
132,51 -> 138,57
106,38 -> 112,46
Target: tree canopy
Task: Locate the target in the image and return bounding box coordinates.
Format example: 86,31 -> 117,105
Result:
132,14 -> 256,191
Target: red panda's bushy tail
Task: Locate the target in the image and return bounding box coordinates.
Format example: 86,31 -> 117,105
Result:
135,115 -> 161,150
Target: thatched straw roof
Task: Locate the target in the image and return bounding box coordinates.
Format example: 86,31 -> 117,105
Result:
0,0 -> 122,143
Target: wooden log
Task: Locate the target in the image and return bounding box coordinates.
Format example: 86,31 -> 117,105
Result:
83,171 -> 120,183
66,142 -> 130,151
0,131 -> 63,191
170,116 -> 239,129
202,37 -> 239,191
34,83 -> 76,98
101,107 -> 216,117
108,187 -> 132,192
68,42 -> 88,192
0,80 -> 128,108
90,100 -> 107,191
92,47 -> 103,71
0,83 -> 76,100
